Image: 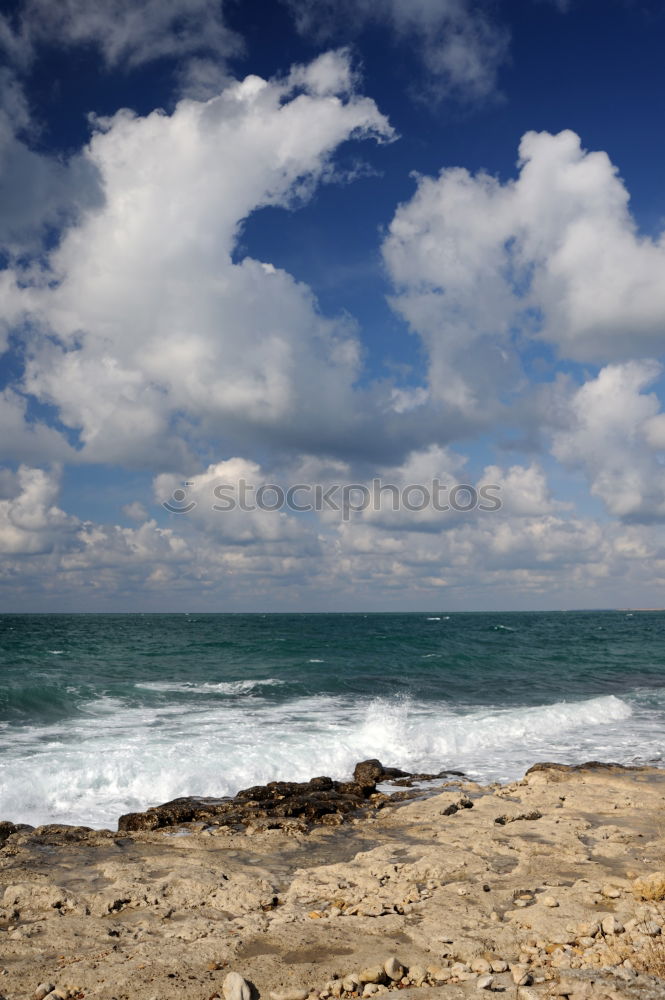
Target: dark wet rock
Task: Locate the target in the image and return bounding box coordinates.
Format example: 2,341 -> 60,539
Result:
353,759 -> 397,787
526,761 -> 646,776
118,760 -> 463,833
494,810 -> 542,825
0,821 -> 34,846
236,775 -> 334,800
118,773 -> 383,833
389,769 -> 465,787
352,758 -> 462,789
441,796 -> 474,816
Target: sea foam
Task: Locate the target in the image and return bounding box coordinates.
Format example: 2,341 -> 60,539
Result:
0,689 -> 657,830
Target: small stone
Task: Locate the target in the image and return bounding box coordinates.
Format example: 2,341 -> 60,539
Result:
269,992 -> 308,1000
407,965 -> 426,986
342,976 -> 360,993
384,958 -> 404,981
450,963 -> 470,978
601,885 -> 621,898
601,915 -> 623,935
476,974 -> 494,990
34,987 -> 56,1000
577,921 -> 600,938
427,967 -> 451,983
224,972 -> 253,1000
471,959 -> 491,974
510,965 -> 532,986
359,967 -> 386,985
490,960 -> 508,973
362,986 -> 379,998
641,921 -> 661,936
542,895 -> 559,908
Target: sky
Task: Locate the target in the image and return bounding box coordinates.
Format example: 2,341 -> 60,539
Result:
2,0 -> 665,612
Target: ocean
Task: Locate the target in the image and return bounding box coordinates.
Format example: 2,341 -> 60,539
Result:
1,611 -> 664,830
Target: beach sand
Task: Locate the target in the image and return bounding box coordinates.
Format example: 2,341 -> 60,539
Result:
2,763 -> 665,1000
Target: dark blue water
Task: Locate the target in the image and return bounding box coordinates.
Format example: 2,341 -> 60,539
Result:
1,611 -> 664,827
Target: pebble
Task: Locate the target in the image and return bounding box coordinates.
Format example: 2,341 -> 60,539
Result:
490,960 -> 508,973
601,885 -> 621,898
601,915 -> 624,935
359,966 -> 386,985
426,966 -> 451,982
641,921 -> 661,936
450,962 -> 470,978
270,992 -> 308,1000
224,972 -> 253,1000
470,959 -> 491,974
384,958 -> 404,981
476,974 -> 494,990
34,987 -> 55,1000
542,895 -> 559,907
407,965 -> 427,986
510,965 -> 532,986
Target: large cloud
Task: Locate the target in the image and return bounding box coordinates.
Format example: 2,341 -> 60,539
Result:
0,1 -> 241,251
383,130 -> 665,411
4,52 -> 394,467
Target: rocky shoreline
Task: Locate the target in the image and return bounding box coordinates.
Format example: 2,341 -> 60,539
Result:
1,760 -> 665,1000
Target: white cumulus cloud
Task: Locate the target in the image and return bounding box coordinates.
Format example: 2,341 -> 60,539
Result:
383,129 -> 665,419
4,53 -> 393,467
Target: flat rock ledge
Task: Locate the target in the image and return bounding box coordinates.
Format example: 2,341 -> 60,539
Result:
2,761 -> 665,1000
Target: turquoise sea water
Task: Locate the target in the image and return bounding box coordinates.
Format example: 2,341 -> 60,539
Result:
1,611 -> 664,828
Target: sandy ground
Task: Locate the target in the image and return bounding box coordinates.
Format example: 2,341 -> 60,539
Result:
2,763 -> 665,1000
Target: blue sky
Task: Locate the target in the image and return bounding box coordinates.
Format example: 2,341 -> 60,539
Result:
2,0 -> 665,611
